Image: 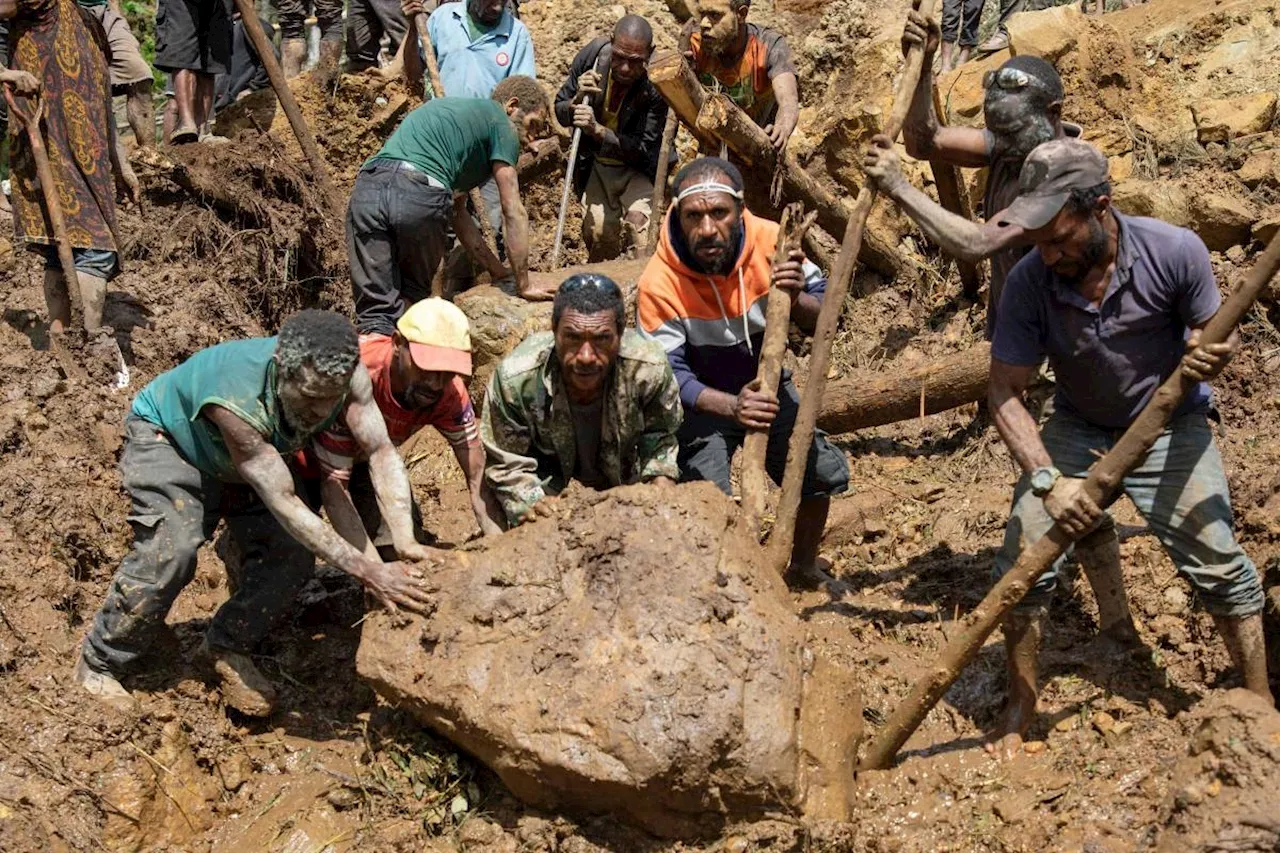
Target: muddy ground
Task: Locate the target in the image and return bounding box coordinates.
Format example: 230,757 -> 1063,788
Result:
1,0 -> 1279,850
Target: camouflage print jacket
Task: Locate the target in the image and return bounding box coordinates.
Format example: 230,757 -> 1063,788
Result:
480,329 -> 683,527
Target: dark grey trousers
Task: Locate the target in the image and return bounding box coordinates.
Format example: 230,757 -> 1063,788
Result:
82,417 -> 315,675
346,160 -> 453,336
343,0 -> 408,72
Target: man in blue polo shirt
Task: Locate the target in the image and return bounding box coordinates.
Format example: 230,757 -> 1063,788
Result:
984,139 -> 1272,759
402,0 -> 537,283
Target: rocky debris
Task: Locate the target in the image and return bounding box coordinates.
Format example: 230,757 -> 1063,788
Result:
356,482 -> 861,838
1007,4 -> 1085,61
1110,180 -> 1191,227
1154,689 -> 1280,852
1190,192 -> 1257,251
1254,209 -> 1280,246
1191,93 -> 1278,145
1237,148 -> 1280,189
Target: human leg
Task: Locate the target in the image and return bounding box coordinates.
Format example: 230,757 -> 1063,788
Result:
171,69 -> 200,142
676,409 -> 744,495
343,0 -> 384,73
277,0 -> 309,76
79,420 -> 214,705
155,0 -> 203,142
618,167 -> 654,256
580,161 -> 620,261
369,0 -> 409,62
389,170 -> 454,306
1123,414 -> 1271,703
346,165 -> 402,335
98,6 -> 157,146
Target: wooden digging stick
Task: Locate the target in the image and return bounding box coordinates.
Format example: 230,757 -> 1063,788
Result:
645,110 -> 679,254
929,84 -> 981,300
766,0 -> 940,574
234,0 -> 344,224
551,123 -> 584,268
414,12 -> 501,268
4,90 -> 82,325
739,203 -> 817,535
859,227 -> 1280,771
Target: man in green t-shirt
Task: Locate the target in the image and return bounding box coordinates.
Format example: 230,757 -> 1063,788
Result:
74,310 -> 438,718
347,74 -> 556,332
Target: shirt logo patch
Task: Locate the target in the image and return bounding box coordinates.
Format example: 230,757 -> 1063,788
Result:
496,51 -> 510,66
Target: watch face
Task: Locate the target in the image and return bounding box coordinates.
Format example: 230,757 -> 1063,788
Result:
1031,469 -> 1054,493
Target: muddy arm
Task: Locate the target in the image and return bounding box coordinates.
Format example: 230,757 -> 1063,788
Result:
988,358 -> 1051,475
319,476 -> 381,560
450,435 -> 503,536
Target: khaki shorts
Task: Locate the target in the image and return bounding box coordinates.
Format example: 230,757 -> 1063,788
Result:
87,4 -> 154,90
581,160 -> 653,258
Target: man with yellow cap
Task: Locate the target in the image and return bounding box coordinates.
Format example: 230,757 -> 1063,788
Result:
304,298 -> 502,544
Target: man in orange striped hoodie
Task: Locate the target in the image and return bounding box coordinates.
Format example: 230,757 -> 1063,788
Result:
637,157 -> 849,583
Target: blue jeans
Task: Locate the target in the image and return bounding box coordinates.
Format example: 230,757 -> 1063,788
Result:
994,411 -> 1264,616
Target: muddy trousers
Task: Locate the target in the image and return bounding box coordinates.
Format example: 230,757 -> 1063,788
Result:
82,418 -> 315,676
275,0 -> 344,41
344,0 -> 408,71
994,411 -> 1265,616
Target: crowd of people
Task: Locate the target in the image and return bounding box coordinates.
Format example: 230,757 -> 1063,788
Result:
0,0 -> 1270,759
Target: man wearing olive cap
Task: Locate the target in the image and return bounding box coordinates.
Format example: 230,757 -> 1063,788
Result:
985,138 -> 1273,759
304,298 -> 502,541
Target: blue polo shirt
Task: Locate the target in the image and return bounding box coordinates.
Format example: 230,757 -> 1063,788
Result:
427,2 -> 536,99
992,212 -> 1220,430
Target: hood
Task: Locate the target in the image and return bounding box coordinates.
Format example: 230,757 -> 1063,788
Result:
657,205 -> 765,288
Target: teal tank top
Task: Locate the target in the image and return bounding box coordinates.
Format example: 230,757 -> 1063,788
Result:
130,337 -> 344,480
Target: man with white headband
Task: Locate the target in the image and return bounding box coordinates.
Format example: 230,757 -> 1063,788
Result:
637,156 -> 849,585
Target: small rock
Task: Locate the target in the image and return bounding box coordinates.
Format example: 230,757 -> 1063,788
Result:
1237,150 -> 1278,189
1006,4 -> 1084,61
1253,211 -> 1280,246
326,787 -> 362,810
217,754 -> 253,792
723,836 -> 751,853
1091,711 -> 1117,735
1055,716 -> 1079,733
1110,721 -> 1133,737
1191,92 -> 1278,144
1163,586 -> 1189,615
1110,180 -> 1191,228
1191,193 -> 1255,251
1022,740 -> 1046,755
1225,245 -> 1246,264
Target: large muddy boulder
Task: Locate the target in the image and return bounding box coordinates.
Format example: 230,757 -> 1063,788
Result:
356,482 -> 860,838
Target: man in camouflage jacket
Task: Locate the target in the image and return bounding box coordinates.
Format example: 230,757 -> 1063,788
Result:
480,274 -> 682,528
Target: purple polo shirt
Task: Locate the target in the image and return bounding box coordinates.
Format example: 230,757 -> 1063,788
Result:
992,212 -> 1219,430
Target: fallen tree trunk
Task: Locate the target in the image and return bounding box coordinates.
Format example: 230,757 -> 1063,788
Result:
858,227 -> 1280,771
816,343 -> 990,436
647,51 -> 719,150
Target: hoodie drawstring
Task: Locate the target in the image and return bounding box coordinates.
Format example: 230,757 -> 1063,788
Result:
706,269 -> 752,357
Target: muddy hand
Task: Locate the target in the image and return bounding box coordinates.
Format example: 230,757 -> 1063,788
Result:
1181,328 -> 1237,381
400,0 -> 424,17
863,134 -> 906,195
1042,476 -> 1101,537
1,70 -> 40,97
576,69 -> 603,99
362,560 -> 436,614
901,2 -> 941,59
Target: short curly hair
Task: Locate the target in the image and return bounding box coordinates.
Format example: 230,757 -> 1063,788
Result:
491,75 -> 548,117
552,274 -> 626,332
276,309 -> 359,380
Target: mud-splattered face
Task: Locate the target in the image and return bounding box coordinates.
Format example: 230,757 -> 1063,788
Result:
697,0 -> 743,55
984,89 -> 1057,161
610,34 -> 652,87
1027,201 -> 1112,284
554,309 -> 621,401
278,363 -> 349,432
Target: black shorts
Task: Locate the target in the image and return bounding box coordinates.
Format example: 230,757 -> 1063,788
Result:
154,0 -> 232,75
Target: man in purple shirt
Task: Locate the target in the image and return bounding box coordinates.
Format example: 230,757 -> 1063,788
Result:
986,139 -> 1272,758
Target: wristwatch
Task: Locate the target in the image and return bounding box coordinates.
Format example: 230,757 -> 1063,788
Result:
1029,466 -> 1062,498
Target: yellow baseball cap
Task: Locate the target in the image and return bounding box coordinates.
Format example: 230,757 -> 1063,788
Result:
396,298 -> 473,377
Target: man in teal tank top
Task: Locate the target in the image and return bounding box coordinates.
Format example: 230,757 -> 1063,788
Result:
75,310 -> 437,717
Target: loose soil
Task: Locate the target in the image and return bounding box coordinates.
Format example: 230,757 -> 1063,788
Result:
1,0 -> 1278,851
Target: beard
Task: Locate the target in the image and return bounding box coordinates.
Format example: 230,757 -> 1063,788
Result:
1052,217 -> 1109,283
691,219 -> 744,276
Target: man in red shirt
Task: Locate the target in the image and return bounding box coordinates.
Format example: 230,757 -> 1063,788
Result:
305,298 -> 502,548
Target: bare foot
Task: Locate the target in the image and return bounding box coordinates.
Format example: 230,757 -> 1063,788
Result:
984,687 -> 1036,760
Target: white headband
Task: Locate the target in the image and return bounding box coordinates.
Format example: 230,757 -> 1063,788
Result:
674,180 -> 744,204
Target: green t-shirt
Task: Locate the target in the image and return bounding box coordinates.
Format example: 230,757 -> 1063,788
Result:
76,0 -> 109,7
464,10 -> 496,41
367,98 -> 521,193
130,337 -> 344,480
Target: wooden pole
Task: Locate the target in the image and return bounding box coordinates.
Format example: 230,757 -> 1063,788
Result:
928,85 -> 982,300
740,203 -> 817,534
858,228 -> 1280,771
413,12 -> 501,259
234,0 -> 344,224
645,110 -> 679,254
766,0 -> 939,574
551,127 -> 582,268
